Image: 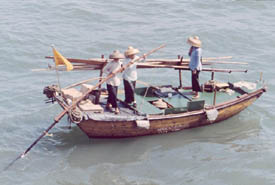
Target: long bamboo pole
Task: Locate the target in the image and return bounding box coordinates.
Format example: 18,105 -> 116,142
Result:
45,56 -> 234,64
4,44 -> 166,171
64,77 -> 103,89
37,64 -> 247,73
136,63 -> 248,73
172,87 -> 193,101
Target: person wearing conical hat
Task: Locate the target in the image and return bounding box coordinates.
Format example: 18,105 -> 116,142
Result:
122,46 -> 141,107
187,36 -> 202,99
103,50 -> 125,114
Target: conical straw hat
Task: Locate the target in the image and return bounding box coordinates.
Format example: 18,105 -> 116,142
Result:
187,36 -> 202,48
124,46 -> 140,57
109,50 -> 125,59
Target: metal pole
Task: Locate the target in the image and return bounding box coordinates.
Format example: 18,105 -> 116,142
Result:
213,85 -> 217,106
211,72 -> 215,81
95,54 -> 106,104
51,45 -> 62,91
178,55 -> 183,89
54,61 -> 62,92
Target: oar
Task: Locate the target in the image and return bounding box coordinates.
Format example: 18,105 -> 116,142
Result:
137,80 -> 193,102
64,77 -> 103,89
3,119 -> 61,171
171,87 -> 193,101
4,44 -> 166,171
117,98 -> 141,115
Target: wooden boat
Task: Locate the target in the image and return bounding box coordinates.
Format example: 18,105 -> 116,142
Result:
43,55 -> 266,138
7,46 -> 267,171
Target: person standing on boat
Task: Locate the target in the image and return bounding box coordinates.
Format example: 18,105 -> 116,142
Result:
103,50 -> 125,114
187,36 -> 202,99
122,46 -> 141,107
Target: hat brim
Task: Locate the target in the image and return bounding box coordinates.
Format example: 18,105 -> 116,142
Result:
187,37 -> 202,47
109,54 -> 125,59
125,49 -> 140,56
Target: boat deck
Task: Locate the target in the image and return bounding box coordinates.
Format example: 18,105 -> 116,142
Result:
84,103 -> 146,121
78,81 -> 260,118
116,86 -> 243,115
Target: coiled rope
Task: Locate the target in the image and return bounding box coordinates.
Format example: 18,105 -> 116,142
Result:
68,107 -> 83,124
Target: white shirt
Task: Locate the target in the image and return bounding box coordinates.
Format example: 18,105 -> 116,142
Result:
103,60 -> 122,86
122,56 -> 139,81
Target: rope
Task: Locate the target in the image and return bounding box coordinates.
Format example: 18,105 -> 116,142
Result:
139,86 -> 150,110
68,107 -> 83,124
43,85 -> 59,99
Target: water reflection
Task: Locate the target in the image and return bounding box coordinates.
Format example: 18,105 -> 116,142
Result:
39,109 -> 263,168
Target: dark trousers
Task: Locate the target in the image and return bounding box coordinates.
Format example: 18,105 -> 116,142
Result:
191,71 -> 201,92
107,84 -> 118,108
123,79 -> 136,104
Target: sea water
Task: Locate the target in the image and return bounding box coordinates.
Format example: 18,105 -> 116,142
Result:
0,0 -> 275,184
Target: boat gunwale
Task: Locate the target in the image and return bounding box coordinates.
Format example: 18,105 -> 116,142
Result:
147,86 -> 266,121
74,86 -> 266,138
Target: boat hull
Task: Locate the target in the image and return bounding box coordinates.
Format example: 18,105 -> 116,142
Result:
76,88 -> 265,138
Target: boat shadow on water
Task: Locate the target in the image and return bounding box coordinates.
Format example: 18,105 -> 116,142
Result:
43,112 -> 261,168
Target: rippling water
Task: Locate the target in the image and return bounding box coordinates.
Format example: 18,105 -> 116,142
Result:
1,0 -> 275,184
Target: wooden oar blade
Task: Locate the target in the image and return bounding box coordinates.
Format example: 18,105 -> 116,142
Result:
3,155 -> 23,171
3,120 -> 60,171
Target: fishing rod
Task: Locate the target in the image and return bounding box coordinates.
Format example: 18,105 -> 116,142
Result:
3,44 -> 166,171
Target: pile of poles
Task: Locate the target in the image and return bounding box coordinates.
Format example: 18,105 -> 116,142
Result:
44,55 -> 248,73
43,54 -> 248,89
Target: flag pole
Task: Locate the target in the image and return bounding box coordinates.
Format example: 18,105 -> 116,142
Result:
51,45 -> 62,91
55,66 -> 62,91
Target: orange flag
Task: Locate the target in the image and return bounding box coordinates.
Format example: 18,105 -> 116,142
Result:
53,48 -> 73,71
